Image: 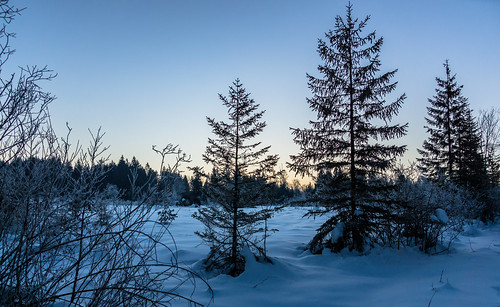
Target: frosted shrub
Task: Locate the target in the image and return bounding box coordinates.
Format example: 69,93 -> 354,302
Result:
0,129 -> 210,305
391,166 -> 472,253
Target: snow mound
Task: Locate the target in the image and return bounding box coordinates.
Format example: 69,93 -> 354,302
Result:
431,208 -> 449,224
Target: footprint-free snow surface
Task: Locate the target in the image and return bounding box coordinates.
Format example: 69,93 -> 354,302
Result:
162,206 -> 500,306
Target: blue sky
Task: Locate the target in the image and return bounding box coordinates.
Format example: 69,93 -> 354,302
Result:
7,0 -> 500,179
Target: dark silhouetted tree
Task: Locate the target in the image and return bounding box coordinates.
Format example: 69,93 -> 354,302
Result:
108,155 -> 130,195
186,169 -> 203,205
418,61 -> 469,181
193,79 -> 280,276
288,3 -> 407,253
418,61 -> 488,205
456,108 -> 487,191
418,61 -> 493,220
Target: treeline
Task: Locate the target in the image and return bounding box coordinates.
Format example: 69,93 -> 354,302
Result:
101,156 -> 310,205
1,155 -> 308,205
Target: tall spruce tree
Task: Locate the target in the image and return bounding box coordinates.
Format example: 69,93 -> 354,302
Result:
417,60 -> 469,181
418,61 -> 486,190
288,3 -> 407,253
193,79 -> 280,276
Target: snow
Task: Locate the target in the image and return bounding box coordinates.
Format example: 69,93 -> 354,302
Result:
431,209 -> 449,224
163,206 -> 500,306
331,222 -> 344,244
436,208 -> 449,224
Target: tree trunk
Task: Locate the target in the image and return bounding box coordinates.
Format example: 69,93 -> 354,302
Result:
231,96 -> 240,276
348,29 -> 358,251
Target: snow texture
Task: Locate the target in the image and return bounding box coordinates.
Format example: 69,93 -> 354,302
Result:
162,206 -> 500,306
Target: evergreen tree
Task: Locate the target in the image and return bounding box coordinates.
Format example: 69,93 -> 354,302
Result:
457,108 -> 495,221
417,61 -> 468,181
129,156 -> 149,200
188,169 -> 203,205
456,108 -> 487,190
418,61 -> 491,219
288,4 -> 407,253
193,79 -> 279,276
110,155 -> 130,196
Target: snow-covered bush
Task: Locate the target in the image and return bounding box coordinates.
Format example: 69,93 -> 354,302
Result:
390,165 -> 473,253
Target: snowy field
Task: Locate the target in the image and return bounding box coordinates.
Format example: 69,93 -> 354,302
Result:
163,206 -> 500,306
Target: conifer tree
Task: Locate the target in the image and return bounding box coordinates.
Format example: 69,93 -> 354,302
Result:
418,61 -> 487,189
417,60 -> 469,181
193,79 -> 280,276
288,3 -> 407,253
189,171 -> 203,205
456,108 -> 487,190
110,156 -> 130,195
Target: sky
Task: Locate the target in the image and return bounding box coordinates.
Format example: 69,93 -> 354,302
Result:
6,0 -> 500,181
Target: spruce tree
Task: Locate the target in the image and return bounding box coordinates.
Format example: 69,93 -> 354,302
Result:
186,169 -> 203,205
111,156 -> 130,197
288,3 -> 407,253
417,60 -> 469,181
456,108 -> 487,190
193,79 -> 279,276
418,61 -> 487,189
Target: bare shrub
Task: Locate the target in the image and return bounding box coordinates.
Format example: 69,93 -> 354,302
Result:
0,127 -> 211,305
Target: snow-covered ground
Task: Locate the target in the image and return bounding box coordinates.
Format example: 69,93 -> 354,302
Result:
164,206 -> 500,306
